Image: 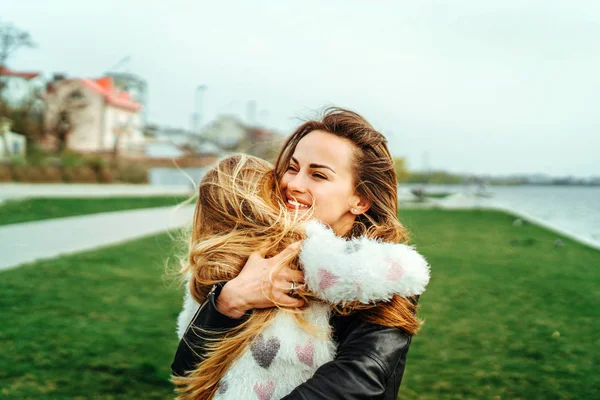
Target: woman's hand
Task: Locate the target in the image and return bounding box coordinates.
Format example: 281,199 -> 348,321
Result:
217,241 -> 305,318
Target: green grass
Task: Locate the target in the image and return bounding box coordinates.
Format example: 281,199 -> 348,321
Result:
0,208 -> 598,399
0,196 -> 194,226
0,231 -> 186,399
397,208 -> 600,400
423,192 -> 453,199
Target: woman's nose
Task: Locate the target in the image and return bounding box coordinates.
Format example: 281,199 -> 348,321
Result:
287,174 -> 307,193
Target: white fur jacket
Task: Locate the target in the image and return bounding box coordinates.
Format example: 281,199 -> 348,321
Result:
177,220 -> 431,400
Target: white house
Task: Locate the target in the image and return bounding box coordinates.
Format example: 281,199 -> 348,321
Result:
0,65 -> 45,109
200,115 -> 249,150
43,76 -> 145,155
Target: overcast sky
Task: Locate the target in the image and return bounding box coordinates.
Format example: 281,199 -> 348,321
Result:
2,0 -> 599,177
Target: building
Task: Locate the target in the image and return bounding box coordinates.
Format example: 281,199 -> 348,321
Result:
0,65 -> 45,109
200,115 -> 249,151
43,76 -> 145,155
199,115 -> 282,159
0,117 -> 26,159
106,72 -> 148,122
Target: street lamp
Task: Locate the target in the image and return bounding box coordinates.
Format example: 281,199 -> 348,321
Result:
192,85 -> 208,133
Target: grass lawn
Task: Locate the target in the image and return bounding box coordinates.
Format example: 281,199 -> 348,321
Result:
0,230 -> 186,399
1,208 -> 598,399
423,192 -> 454,199
0,196 -> 194,226
397,209 -> 599,400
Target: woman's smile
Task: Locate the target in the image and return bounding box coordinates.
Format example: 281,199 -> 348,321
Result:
285,194 -> 312,210
286,198 -> 310,210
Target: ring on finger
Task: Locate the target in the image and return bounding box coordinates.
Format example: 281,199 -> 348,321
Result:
288,282 -> 300,296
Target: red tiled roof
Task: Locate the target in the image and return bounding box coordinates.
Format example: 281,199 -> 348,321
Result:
0,65 -> 41,80
79,76 -> 142,112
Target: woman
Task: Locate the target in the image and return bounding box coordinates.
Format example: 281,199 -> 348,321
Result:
172,107 -> 423,399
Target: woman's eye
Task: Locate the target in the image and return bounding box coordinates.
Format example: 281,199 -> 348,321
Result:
287,165 -> 298,172
313,173 -> 327,180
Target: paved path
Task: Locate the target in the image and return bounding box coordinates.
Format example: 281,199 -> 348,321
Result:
0,183 -> 193,202
0,205 -> 195,271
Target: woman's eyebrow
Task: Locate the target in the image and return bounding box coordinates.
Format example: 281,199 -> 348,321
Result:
291,157 -> 336,174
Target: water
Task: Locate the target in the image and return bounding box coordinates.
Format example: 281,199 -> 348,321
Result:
148,167 -> 207,187
401,184 -> 600,248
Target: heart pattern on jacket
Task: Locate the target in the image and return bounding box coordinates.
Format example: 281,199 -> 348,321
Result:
251,334 -> 281,369
253,380 -> 275,400
386,258 -> 405,281
317,268 -> 340,290
295,339 -> 315,367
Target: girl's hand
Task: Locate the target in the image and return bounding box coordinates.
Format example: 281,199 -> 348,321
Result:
217,241 -> 305,318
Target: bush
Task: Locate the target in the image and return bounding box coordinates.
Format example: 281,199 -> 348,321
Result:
0,164 -> 13,181
12,165 -> 40,182
8,155 -> 27,166
96,167 -> 115,183
59,151 -> 84,168
85,156 -> 107,171
114,162 -> 149,184
40,165 -> 63,182
0,152 -> 150,184
62,166 -> 98,183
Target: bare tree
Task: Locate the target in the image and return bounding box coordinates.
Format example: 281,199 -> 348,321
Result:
0,20 -> 36,68
43,83 -> 91,153
48,90 -> 89,153
0,20 -> 36,117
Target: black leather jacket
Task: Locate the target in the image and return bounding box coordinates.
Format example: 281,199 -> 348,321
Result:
171,284 -> 415,400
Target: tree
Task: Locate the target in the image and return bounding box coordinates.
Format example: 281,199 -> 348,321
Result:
0,20 -> 38,148
393,156 -> 409,182
45,88 -> 89,153
0,20 -> 36,68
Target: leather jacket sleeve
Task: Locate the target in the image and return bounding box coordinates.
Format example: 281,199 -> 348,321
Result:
281,313 -> 413,400
171,282 -> 248,377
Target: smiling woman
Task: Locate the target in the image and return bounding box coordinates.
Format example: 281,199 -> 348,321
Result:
172,107 -> 423,400
280,130 -> 368,235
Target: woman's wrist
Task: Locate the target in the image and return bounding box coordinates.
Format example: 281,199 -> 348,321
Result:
216,280 -> 248,319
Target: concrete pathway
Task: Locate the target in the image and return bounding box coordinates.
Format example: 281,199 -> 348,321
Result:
0,183 -> 193,202
0,205 -> 195,271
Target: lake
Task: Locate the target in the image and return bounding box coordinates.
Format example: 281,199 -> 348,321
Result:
400,184 -> 600,249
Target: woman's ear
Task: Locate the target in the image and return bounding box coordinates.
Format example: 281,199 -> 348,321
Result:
350,194 -> 372,215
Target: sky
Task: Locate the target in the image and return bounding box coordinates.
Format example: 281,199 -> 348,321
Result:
2,0 -> 599,177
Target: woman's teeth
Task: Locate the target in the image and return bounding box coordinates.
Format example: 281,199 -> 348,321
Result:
288,199 -> 309,208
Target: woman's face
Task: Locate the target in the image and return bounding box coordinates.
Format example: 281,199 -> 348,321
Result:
279,130 -> 367,235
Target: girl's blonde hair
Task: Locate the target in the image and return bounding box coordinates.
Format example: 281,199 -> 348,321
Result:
172,154 -> 311,399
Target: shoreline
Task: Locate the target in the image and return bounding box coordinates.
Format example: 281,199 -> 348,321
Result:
399,193 -> 600,251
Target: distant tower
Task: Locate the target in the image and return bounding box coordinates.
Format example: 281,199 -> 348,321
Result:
246,100 -> 257,125
422,151 -> 430,174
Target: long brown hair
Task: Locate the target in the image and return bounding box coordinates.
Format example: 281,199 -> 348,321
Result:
273,107 -> 421,329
